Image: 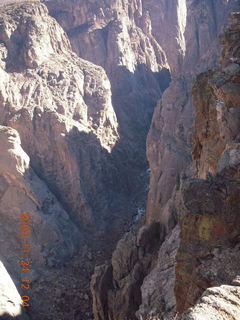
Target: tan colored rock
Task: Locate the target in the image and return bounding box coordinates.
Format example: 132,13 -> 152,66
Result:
137,226 -> 180,320
44,1 -> 171,227
0,0 -> 119,231
175,175 -> 240,313
146,78 -> 193,225
91,3 -> 240,320
0,2 -> 122,319
181,285 -> 240,320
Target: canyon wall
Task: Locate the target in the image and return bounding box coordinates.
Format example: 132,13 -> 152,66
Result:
0,0 -> 240,319
146,0 -> 239,226
0,1 -> 119,318
44,0 -> 171,234
140,6 -> 240,320
178,11 -> 240,318
91,1 -> 240,320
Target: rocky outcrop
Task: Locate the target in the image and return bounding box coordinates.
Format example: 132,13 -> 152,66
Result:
91,5 -> 240,320
137,225 -> 180,320
193,12 -> 240,179
146,0 -> 239,225
146,77 -> 193,225
44,0 -> 172,231
141,8 -> 240,319
1,1 -> 240,319
181,285 -> 240,320
0,261 -> 22,319
0,1 -> 121,319
0,1 -> 120,232
175,174 -> 240,314
0,125 -> 85,319
174,11 -> 240,316
91,221 -> 165,320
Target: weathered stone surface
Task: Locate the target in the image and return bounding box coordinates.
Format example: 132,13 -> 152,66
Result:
0,125 -> 90,319
181,285 -> 240,320
146,77 -> 193,225
137,226 -> 180,320
146,0 -> 239,226
175,10 -> 240,318
44,0 -> 172,234
175,175 -> 240,313
0,1 -> 121,232
193,13 -> 240,179
91,3 -> 240,320
1,1 -> 240,320
0,2 -> 121,319
91,222 -> 164,320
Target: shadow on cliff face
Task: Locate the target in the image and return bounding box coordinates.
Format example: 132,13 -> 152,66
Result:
106,64 -> 171,229
37,64 -> 171,252
28,64 -> 171,253
109,65 -> 171,137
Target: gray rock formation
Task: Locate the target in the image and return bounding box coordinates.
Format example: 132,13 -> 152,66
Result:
144,8 -> 240,320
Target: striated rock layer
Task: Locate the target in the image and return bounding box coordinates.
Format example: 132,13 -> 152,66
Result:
151,9 -> 240,320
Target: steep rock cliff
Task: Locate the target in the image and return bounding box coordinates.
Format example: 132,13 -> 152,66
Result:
146,0 -> 239,225
0,1 -> 120,319
91,3 -> 240,320
44,0 -> 171,229
147,9 -> 240,319
1,1 -> 240,319
177,11 -> 240,318
0,1 -> 120,232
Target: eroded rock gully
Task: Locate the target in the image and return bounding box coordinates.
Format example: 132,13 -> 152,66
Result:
0,0 -> 240,320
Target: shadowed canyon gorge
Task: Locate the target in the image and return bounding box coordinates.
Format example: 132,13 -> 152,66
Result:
0,0 -> 240,319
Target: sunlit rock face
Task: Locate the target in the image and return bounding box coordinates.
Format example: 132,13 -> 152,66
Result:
0,1 -> 120,319
181,285 -> 240,320
1,1 -> 240,320
0,0 -> 120,232
0,261 -> 22,318
192,11 -> 240,179
43,0 -> 239,229
137,7 -> 240,320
